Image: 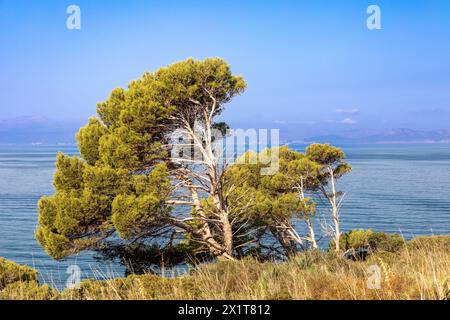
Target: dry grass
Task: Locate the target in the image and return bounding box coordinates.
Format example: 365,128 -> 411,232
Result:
1,236 -> 449,300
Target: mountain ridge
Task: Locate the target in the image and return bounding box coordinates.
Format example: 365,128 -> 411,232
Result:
303,128 -> 450,144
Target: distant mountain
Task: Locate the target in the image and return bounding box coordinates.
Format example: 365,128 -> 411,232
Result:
0,116 -> 79,145
3,116 -> 450,146
304,128 -> 450,144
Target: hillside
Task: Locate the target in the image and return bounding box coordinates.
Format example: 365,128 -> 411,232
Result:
1,235 -> 449,300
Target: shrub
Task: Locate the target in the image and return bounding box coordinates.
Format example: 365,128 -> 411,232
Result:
329,229 -> 404,253
0,257 -> 38,290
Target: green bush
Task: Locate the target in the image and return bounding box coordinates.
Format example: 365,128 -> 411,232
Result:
0,257 -> 38,290
329,229 -> 404,253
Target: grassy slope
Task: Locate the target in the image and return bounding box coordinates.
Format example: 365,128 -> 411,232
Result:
1,236 -> 449,300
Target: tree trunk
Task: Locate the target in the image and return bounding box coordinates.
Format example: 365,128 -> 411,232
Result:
210,189 -> 234,257
270,227 -> 296,258
306,218 -> 318,249
205,117 -> 234,258
329,168 -> 341,252
182,112 -> 235,259
332,206 -> 340,252
298,179 -> 318,250
189,185 -> 234,259
221,212 -> 234,256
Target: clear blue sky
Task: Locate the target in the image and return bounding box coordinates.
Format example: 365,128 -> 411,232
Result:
1,0 -> 450,138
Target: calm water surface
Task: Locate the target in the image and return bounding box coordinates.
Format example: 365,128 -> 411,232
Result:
0,145 -> 123,288
0,144 -> 449,288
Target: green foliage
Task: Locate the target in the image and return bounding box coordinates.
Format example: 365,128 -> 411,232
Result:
37,58 -> 352,265
0,258 -> 38,290
52,153 -> 86,192
76,118 -> 108,165
36,58 -> 245,262
221,146 -> 325,255
35,227 -> 71,259
112,194 -> 163,238
329,229 -> 404,253
306,143 -> 345,165
36,162 -> 172,259
96,88 -> 127,128
0,258 -> 58,300
306,143 -> 352,180
147,57 -> 246,119
225,146 -> 320,224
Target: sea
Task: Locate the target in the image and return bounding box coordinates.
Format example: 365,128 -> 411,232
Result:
1,143 -> 449,289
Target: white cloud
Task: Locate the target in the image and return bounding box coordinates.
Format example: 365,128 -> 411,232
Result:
336,108 -> 360,115
340,118 -> 357,124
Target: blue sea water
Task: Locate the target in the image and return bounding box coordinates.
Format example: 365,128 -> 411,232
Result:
335,144 -> 450,237
0,144 -> 449,288
0,145 -> 124,289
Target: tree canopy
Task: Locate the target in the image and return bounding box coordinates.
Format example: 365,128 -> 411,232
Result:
36,58 -> 246,262
36,58 -> 351,269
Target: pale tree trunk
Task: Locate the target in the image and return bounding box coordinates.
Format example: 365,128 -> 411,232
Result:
220,211 -> 234,256
305,218 -> 318,249
298,179 -> 318,250
204,110 -> 234,258
209,183 -> 234,257
328,168 -> 341,252
283,220 -> 304,248
189,185 -> 234,259
179,107 -> 235,259
270,226 -> 297,257
272,219 -> 307,256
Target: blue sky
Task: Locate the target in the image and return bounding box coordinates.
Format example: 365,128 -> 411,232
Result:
1,0 -> 450,140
